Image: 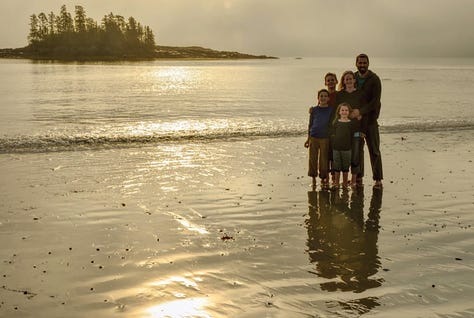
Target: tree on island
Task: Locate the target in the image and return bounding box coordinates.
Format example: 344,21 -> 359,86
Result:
0,4 -> 275,60
27,4 -> 156,58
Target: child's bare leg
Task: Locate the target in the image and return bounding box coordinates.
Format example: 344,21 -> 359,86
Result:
321,177 -> 329,189
311,176 -> 316,188
342,172 -> 349,187
333,172 -> 340,188
351,174 -> 357,187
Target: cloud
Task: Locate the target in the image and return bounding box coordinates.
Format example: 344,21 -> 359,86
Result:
1,0 -> 473,57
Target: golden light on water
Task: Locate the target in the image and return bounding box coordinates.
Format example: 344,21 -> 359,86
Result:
150,67 -> 196,93
127,119 -> 232,135
153,67 -> 190,81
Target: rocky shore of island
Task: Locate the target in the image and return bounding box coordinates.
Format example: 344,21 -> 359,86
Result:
0,45 -> 276,61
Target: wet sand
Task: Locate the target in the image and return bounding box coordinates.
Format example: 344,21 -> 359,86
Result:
1,131 -> 473,317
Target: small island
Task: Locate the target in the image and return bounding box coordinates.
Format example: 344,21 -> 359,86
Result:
0,4 -> 276,61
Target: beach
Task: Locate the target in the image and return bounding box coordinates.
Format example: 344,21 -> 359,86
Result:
1,130 -> 473,318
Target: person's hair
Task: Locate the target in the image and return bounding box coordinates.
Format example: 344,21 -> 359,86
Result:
317,88 -> 329,98
333,102 -> 352,125
338,70 -> 357,91
356,53 -> 369,64
324,72 -> 338,82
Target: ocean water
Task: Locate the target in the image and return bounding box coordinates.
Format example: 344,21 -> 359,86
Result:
1,57 -> 473,153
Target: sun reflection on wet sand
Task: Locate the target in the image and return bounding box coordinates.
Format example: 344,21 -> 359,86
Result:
167,212 -> 210,234
117,143 -> 217,196
150,275 -> 202,290
142,275 -> 211,318
145,297 -> 211,318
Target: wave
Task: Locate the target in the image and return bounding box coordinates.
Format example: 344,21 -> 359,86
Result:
0,129 -> 303,154
380,119 -> 474,134
1,119 -> 473,154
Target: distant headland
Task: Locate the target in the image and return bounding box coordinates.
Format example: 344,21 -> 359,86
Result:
0,45 -> 276,61
0,4 -> 276,61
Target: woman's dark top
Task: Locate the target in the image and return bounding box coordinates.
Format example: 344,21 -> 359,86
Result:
335,89 -> 367,133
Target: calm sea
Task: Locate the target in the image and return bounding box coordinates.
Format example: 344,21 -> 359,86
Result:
1,57 -> 474,153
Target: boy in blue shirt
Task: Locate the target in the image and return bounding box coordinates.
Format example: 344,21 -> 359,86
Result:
304,89 -> 333,189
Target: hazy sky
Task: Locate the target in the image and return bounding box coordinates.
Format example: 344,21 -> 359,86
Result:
1,0 -> 473,57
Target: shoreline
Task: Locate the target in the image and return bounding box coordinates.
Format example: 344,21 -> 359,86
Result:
1,125 -> 473,155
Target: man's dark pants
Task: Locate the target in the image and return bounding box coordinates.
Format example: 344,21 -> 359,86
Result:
358,122 -> 383,181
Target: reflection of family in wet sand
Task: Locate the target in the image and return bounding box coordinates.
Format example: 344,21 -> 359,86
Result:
306,187 -> 383,311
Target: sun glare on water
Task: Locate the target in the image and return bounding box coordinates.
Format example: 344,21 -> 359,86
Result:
126,119 -> 232,135
149,66 -> 198,94
154,67 -> 190,81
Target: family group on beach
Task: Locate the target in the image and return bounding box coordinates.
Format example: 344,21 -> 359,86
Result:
305,53 -> 383,190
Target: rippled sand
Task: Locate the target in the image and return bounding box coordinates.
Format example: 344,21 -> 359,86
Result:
1,131 -> 473,317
